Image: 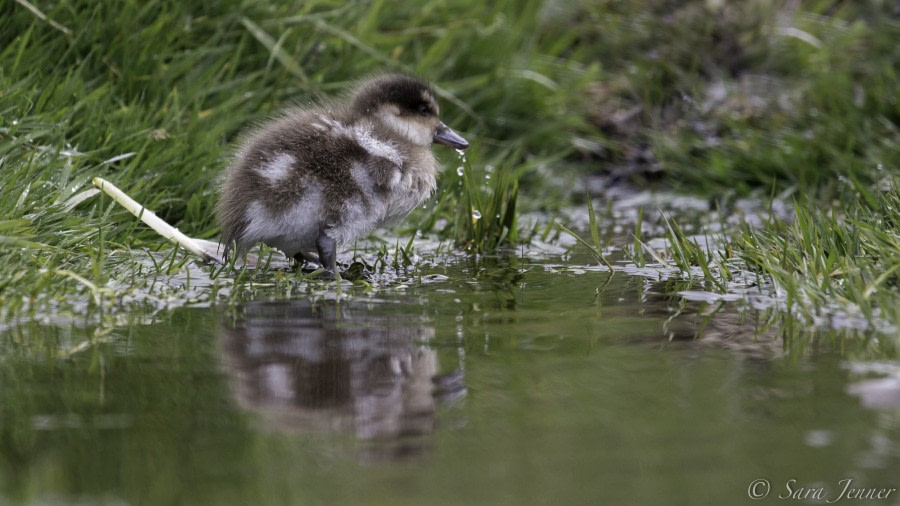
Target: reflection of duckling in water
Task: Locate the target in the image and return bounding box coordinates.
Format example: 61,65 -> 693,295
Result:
218,300 -> 468,462
216,74 -> 469,273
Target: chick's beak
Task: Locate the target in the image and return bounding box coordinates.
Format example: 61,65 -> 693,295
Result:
433,122 -> 469,150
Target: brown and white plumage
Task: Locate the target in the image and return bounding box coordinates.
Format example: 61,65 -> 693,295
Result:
216,74 -> 468,272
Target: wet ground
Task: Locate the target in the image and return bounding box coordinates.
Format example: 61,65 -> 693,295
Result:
1,192 -> 899,505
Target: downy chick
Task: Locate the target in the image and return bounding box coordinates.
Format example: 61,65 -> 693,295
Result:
216,74 -> 468,272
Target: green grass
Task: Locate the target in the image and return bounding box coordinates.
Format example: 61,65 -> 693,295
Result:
572,177 -> 899,338
565,1 -> 899,194
0,0 -> 591,316
735,182 -> 899,334
1,0 -> 898,343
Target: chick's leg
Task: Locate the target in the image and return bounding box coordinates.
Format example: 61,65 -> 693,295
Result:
316,232 -> 337,273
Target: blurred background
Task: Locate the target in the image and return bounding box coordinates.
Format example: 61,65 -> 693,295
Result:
2,0 -> 897,240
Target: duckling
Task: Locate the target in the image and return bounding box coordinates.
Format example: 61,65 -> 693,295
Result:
216,74 -> 469,273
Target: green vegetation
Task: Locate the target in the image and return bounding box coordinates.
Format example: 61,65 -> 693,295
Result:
735,184 -> 899,335
1,1 -> 897,341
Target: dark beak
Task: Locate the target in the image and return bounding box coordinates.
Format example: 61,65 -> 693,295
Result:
433,122 -> 469,150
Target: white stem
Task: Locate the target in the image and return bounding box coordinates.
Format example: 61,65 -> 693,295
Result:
92,177 -> 218,263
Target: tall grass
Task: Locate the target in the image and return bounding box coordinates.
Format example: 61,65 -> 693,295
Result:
0,0 -> 598,314
1,0 -> 897,336
559,1 -> 899,195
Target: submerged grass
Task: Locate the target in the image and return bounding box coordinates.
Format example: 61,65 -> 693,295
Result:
0,0 -> 897,345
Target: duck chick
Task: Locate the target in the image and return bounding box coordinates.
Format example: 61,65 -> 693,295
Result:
216,74 -> 469,273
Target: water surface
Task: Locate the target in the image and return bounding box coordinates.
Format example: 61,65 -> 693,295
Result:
2,252 -> 899,505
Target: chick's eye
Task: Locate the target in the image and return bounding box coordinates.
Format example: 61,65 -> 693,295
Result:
418,104 -> 431,116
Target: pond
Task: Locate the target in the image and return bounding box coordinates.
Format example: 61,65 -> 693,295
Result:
1,196 -> 899,505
